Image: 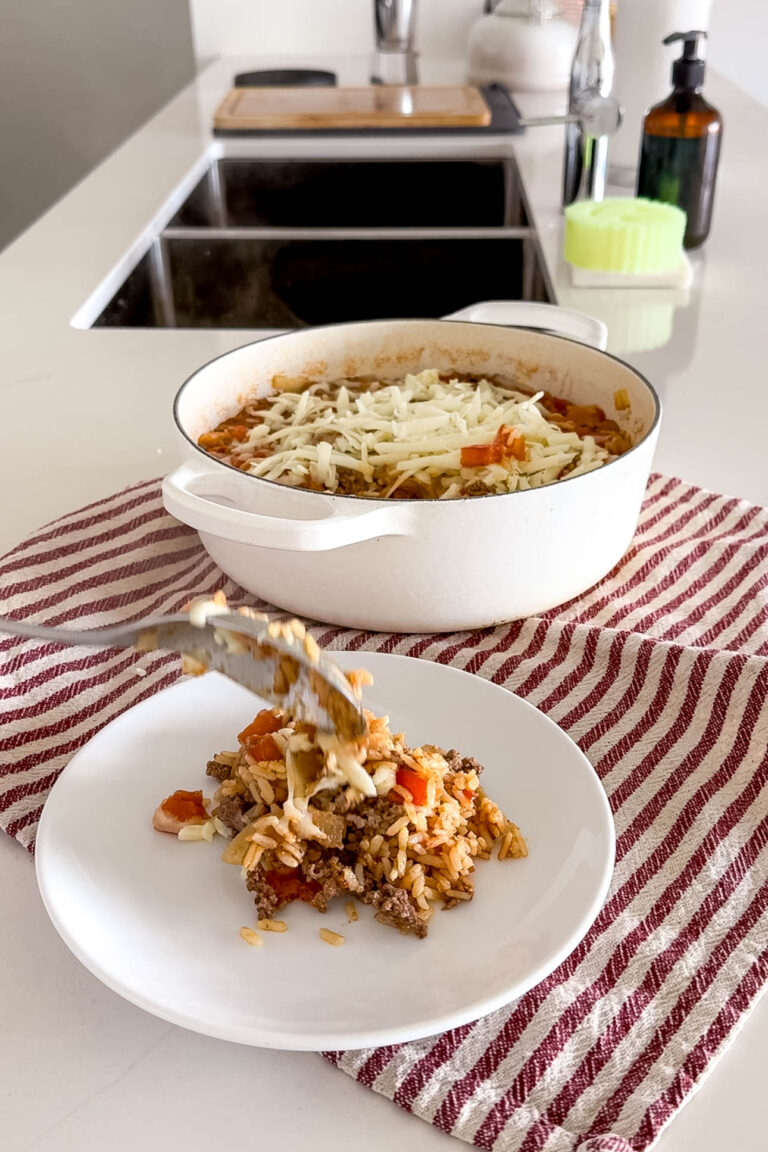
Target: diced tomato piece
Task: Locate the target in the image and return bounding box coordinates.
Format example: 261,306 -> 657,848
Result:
507,432 -> 526,461
461,424 -> 527,469
395,766 -> 429,806
224,423 -> 249,441
244,733 -> 283,762
460,442 -> 501,468
238,709 -> 282,743
494,424 -> 527,462
263,870 -> 320,905
160,789 -> 208,823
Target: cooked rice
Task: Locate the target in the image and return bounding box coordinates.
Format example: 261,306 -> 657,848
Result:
319,929 -> 345,946
345,901 -> 359,923
202,691 -> 527,938
213,816 -> 233,839
240,927 -> 263,946
177,820 -> 215,842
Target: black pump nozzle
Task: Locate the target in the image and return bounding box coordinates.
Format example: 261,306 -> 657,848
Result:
664,30 -> 708,90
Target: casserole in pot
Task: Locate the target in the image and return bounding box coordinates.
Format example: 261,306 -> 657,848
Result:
163,303 -> 660,631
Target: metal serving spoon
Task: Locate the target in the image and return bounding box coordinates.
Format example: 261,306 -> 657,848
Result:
0,612 -> 366,739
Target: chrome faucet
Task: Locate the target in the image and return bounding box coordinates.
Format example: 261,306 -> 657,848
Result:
372,0 -> 419,85
369,0 -> 620,208
477,0 -> 621,206
563,0 -> 616,205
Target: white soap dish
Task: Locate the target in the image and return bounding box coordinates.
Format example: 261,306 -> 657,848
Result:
567,251 -> 693,290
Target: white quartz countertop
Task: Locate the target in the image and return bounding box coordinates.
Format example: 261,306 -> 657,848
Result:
2,54 -> 768,1152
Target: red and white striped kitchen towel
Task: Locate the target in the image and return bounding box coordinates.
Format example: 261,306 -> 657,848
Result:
1,472 -> 767,1151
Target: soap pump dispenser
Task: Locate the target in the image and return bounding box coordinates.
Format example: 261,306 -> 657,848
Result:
636,30 -> 722,248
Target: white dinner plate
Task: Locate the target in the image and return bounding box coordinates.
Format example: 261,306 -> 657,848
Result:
35,653 -> 615,1050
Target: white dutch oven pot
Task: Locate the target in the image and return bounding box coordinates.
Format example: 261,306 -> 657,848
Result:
163,302 -> 660,632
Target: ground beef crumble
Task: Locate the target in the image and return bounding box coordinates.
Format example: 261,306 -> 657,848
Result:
344,797 -> 403,836
224,746 -> 489,937
213,793 -> 251,834
364,883 -> 428,938
301,852 -> 360,912
247,853 -> 427,936
246,861 -> 321,918
311,791 -> 355,815
443,749 -> 484,776
206,758 -> 233,783
334,468 -> 370,497
246,872 -> 286,920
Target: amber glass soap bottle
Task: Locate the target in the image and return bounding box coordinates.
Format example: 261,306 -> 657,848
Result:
637,30 -> 722,249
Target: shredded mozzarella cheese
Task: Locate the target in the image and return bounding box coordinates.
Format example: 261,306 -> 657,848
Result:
236,370 -> 615,498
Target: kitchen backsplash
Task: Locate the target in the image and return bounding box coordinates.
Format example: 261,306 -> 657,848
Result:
191,0 -> 497,62
189,0 -> 767,108
187,3 -> 636,62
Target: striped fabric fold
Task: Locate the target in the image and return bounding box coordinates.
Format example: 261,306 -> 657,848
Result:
1,473 -> 767,1151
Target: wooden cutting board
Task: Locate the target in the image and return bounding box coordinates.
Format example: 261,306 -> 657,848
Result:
213,86 -> 491,131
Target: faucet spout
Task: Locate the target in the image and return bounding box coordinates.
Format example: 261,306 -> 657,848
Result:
374,0 -> 418,52
372,0 -> 419,84
563,0 -> 616,207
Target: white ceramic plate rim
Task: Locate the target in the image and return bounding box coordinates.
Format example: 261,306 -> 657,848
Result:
35,654 -> 615,1050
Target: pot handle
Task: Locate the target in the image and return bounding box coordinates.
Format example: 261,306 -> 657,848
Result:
442,301 -> 608,350
162,459 -> 412,552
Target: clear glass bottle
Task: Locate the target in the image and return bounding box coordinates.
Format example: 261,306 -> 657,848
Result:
563,0 -> 615,206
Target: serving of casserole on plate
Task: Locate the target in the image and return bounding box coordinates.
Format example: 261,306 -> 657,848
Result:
36,651 -> 614,1049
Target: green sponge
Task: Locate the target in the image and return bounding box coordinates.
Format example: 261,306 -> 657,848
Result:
564,198 -> 687,273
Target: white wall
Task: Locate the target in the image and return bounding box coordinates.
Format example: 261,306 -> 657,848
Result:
190,0 -> 480,63
191,0 -> 768,107
708,0 -> 768,106
0,0 -> 195,252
